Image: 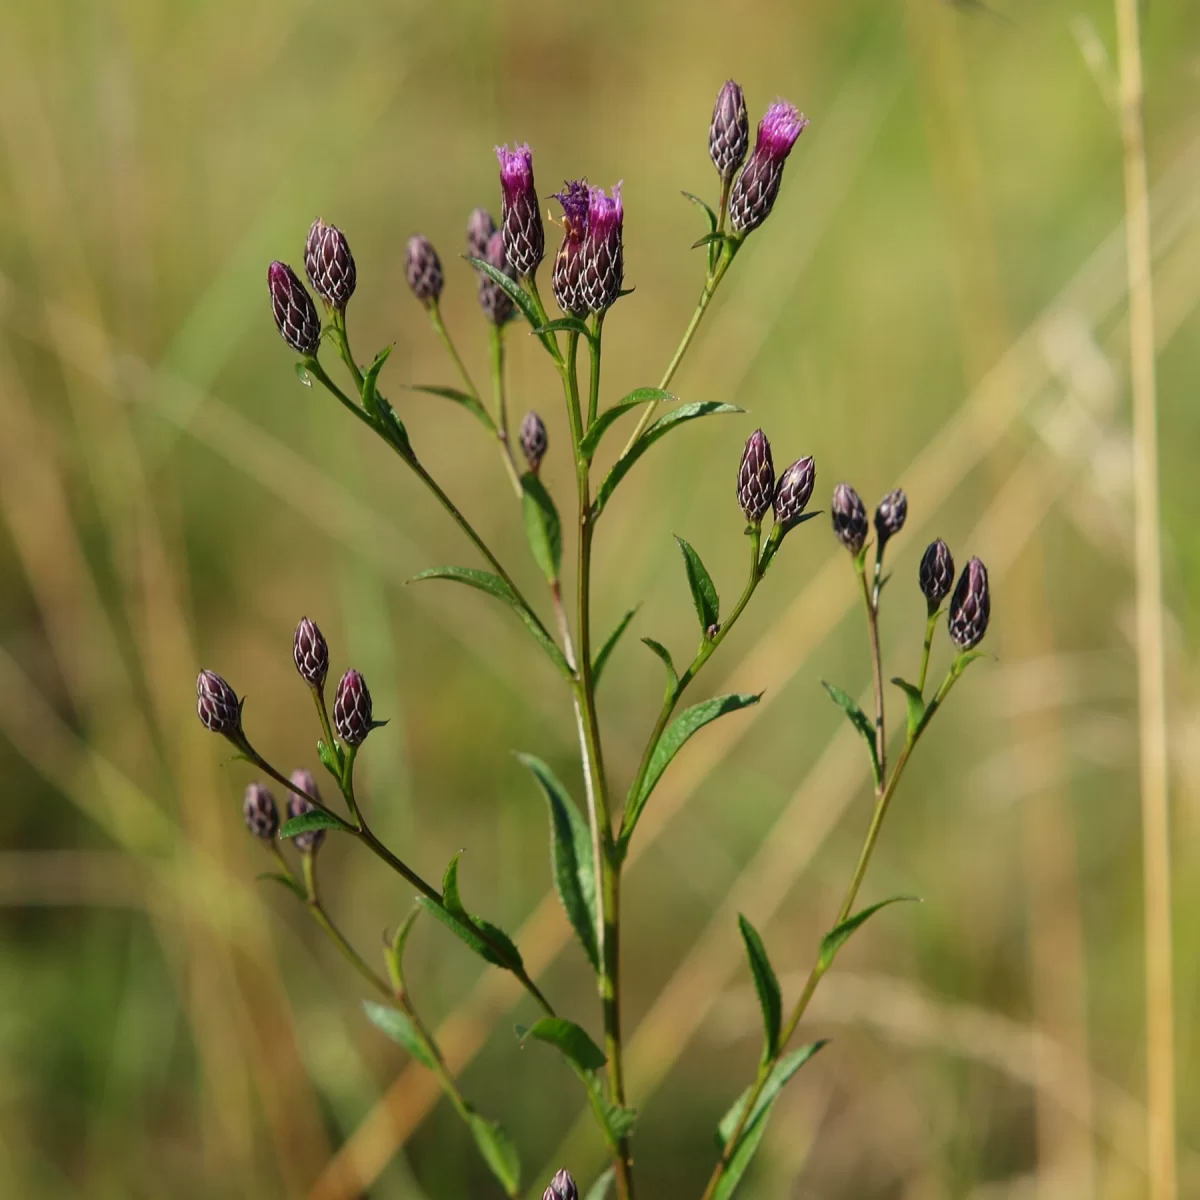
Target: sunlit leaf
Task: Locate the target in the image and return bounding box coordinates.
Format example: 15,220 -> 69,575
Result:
676,535 -> 720,634
737,915 -> 781,1060
579,388 -> 677,461
821,681 -> 880,785
362,1001 -> 435,1069
818,896 -> 920,973
521,473 -> 562,584
278,809 -> 348,839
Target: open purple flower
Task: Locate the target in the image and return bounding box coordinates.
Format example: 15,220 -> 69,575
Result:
552,179 -> 590,315
496,143 -> 544,278
729,101 -> 808,235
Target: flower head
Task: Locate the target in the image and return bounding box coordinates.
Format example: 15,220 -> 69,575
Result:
405,236 -> 443,306
334,669 -> 373,745
478,231 -> 516,325
729,100 -> 809,236
830,483 -> 868,554
520,411 -> 548,474
948,557 -> 991,649
243,783 -> 279,840
543,1169 -> 578,1200
737,429 -> 775,524
773,455 -> 816,529
466,207 -> 497,263
196,669 -> 242,737
579,183 -> 624,314
287,769 -> 326,853
874,488 -> 907,547
919,539 -> 955,613
268,262 -> 321,355
293,617 -> 329,689
709,80 -> 749,182
496,143 -> 544,278
551,179 -> 590,315
304,219 -> 357,310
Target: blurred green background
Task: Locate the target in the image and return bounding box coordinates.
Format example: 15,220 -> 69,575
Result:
1,0 -> 1198,1196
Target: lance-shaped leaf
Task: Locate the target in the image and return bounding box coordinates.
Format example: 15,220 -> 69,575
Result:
516,754 -> 598,969
362,344 -> 393,415
531,315 -> 594,341
691,231 -> 739,250
404,384 -> 494,431
890,677 -> 925,740
316,738 -> 344,780
681,189 -> 718,234
466,255 -> 541,332
713,1042 -> 827,1199
409,566 -> 570,678
584,1167 -> 616,1200
676,535 -> 720,635
623,692 -> 760,840
384,906 -> 421,993
817,895 -> 920,973
821,681 -> 880,785
521,473 -> 562,584
641,637 -> 678,696
518,1017 -> 606,1072
417,854 -> 525,971
362,1000 -> 436,1069
592,402 -> 742,518
256,872 -> 307,902
737,916 -> 782,1060
579,388 -> 677,461
467,1113 -> 521,1194
593,606 -> 639,685
279,809 -> 350,840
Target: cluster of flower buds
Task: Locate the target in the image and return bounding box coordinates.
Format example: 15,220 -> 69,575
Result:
496,144 -> 545,279
305,219 -> 357,311
405,235 -> 444,307
520,410 -> 548,474
287,768 -> 327,853
268,262 -> 322,356
726,99 -> 809,236
737,429 -> 816,534
543,1169 -> 577,1200
549,179 -> 625,315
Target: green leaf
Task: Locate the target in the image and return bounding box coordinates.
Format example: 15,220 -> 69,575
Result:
953,649 -> 992,676
467,1113 -> 521,1194
316,739 -> 343,780
890,677 -> 926,739
593,402 -> 742,518
363,344 -> 393,413
362,1001 -> 436,1069
818,895 -> 920,973
737,916 -> 782,1060
579,388 -> 677,461
691,231 -> 736,250
821,681 -> 880,785
593,606 -> 639,685
640,637 -> 677,696
599,1101 -> 638,1140
384,906 -> 421,992
584,1167 -> 616,1200
417,856 -> 525,972
404,384 -> 494,431
625,693 -> 760,839
409,566 -> 571,678
681,190 -> 718,234
713,1042 -> 827,1199
676,535 -> 720,634
278,809 -> 348,840
256,872 -> 307,902
466,255 -> 542,334
516,754 -> 599,969
441,852 -> 467,916
521,473 -> 563,584
531,315 -> 593,340
519,1017 -> 607,1072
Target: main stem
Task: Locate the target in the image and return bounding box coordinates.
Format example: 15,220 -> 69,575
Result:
488,323 -> 524,497
860,557 -> 887,786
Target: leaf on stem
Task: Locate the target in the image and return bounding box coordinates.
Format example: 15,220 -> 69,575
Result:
584,1167 -> 616,1200
592,402 -> 742,518
690,231 -> 737,250
384,905 -> 421,993
466,255 -> 542,334
467,1113 -> 522,1194
640,637 -> 678,696
256,872 -> 307,902
515,753 -> 599,970
821,681 -> 881,786
579,388 -> 678,461
681,190 -> 718,234
362,1000 -> 436,1069
953,649 -> 993,676
278,809 -> 348,840
890,677 -> 925,740
521,473 -> 562,584
737,915 -> 782,1060
316,739 -> 344,781
817,895 -> 921,973
409,565 -> 571,678
363,344 -> 393,415
531,315 -> 593,341
517,1017 -> 607,1071
593,606 -> 640,685
417,854 -> 525,971
676,535 -> 720,634
713,1042 -> 828,1199
404,384 -> 494,431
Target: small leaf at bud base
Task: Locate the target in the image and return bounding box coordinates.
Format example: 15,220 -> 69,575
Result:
874,487 -> 907,547
243,783 -> 279,840
519,411 -> 548,474
334,669 -> 374,745
830,483 -> 868,555
544,1168 -> 579,1200
287,769 -> 327,853
919,539 -> 955,614
772,456 -> 816,530
196,669 -> 242,737
268,262 -> 321,355
304,219 -> 357,310
948,556 -> 991,650
709,80 -> 749,183
293,616 -> 329,689
737,429 -> 774,524
405,235 -> 444,306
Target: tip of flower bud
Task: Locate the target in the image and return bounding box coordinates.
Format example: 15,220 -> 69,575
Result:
709,80 -> 749,181
543,1168 -> 578,1200
496,143 -> 534,194
831,482 -> 868,554
587,182 -> 623,239
948,556 -> 991,650
757,101 -> 808,160
874,487 -> 908,545
196,669 -> 242,737
293,616 -> 329,689
334,668 -> 374,745
405,235 -> 444,306
553,179 -> 591,241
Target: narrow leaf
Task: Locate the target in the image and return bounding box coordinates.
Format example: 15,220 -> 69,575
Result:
593,606 -> 639,685
681,189 -> 718,233
676,535 -> 720,634
737,916 -> 782,1060
467,1113 -> 521,1193
316,738 -> 343,780
531,315 -> 593,340
521,473 -> 563,583
417,896 -> 508,968
278,809 -> 348,840
409,566 -> 571,678
640,637 -> 677,696
821,681 -> 880,784
256,872 -> 306,901
362,1001 -> 436,1069
404,384 -> 494,431
441,852 -> 467,917
818,896 -> 920,973
384,906 -> 421,992
516,753 -> 599,969
890,677 -> 925,739
599,1101 -> 638,1139
519,1017 -> 607,1072
465,255 -> 541,334
593,402 -> 742,518
953,649 -> 993,675
363,344 -> 393,407
691,231 -> 735,249
579,388 -> 677,461
584,1167 -> 616,1200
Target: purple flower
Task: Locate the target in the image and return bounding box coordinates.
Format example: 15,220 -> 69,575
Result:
737,429 -> 775,524
709,80 -> 749,182
551,179 -> 590,315
334,669 -> 373,745
919,539 -> 955,613
267,262 -> 321,355
729,101 -> 809,235
293,617 -> 329,689
579,183 -> 624,314
496,143 -> 544,278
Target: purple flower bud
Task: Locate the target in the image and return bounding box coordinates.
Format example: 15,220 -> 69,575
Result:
268,262 -> 321,355
830,483 -> 868,554
405,235 -> 443,306
580,183 -> 624,314
520,411 -> 548,474
874,488 -> 907,546
737,429 -> 775,523
709,80 -> 749,183
243,782 -> 279,840
773,455 -> 816,529
496,143 -> 545,278
334,669 -> 373,745
293,617 -> 329,689
551,179 -> 590,316
287,768 -> 326,853
466,207 -> 498,263
543,1169 -> 578,1200
196,669 -> 242,737
919,539 -> 955,613
304,219 -> 357,310
729,101 -> 809,236
948,557 -> 990,650
478,231 -> 516,326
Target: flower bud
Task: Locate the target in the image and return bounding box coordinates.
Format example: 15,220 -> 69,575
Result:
737,429 -> 775,524
918,539 -> 955,613
304,219 -> 357,310
287,768 -> 326,853
196,669 -> 242,736
496,143 -> 545,278
293,617 -> 329,689
830,483 -> 868,554
334,669 -> 373,745
874,488 -> 907,546
466,207 -> 497,263
520,411 -> 548,474
551,179 -> 590,316
709,80 -> 749,183
405,235 -> 443,306
478,231 -> 516,326
243,782 -> 279,840
580,184 -> 624,314
948,557 -> 990,650
268,262 -> 321,355
543,1169 -> 578,1200
773,455 -> 816,529
729,101 -> 809,236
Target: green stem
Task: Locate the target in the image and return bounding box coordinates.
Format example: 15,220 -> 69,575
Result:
429,301 -> 481,400
588,311 -> 606,428
858,556 -> 887,789
525,274 -> 564,364
331,309 -> 365,391
489,323 -> 524,497
917,610 -> 938,696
